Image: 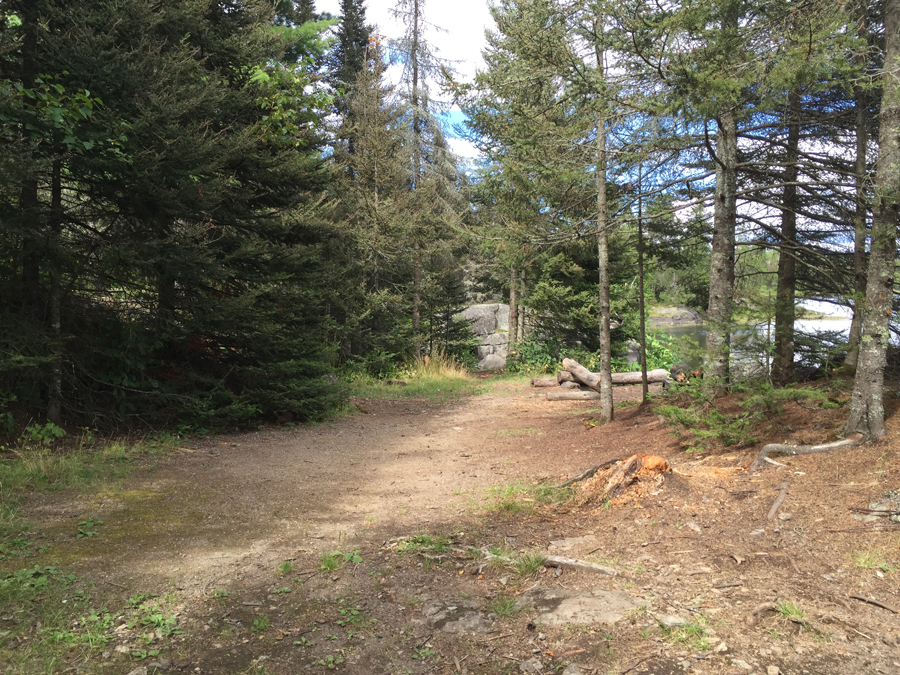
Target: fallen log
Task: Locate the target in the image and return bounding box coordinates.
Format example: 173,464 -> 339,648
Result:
531,377 -> 560,387
557,366 -> 669,386
749,433 -> 866,472
562,358 -> 603,393
546,390 -> 602,401
610,369 -> 669,384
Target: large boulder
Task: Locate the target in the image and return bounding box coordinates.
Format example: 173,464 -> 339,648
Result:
477,354 -> 507,371
462,304 -> 500,336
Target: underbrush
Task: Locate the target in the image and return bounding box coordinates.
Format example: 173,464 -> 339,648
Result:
654,380 -> 847,452
347,350 -> 484,401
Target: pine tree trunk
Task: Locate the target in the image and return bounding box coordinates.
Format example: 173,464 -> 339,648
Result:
706,108 -> 737,390
47,157 -> 63,426
845,83 -> 869,373
518,269 -> 525,339
637,165 -> 648,403
845,0 -> 900,439
509,267 -> 518,345
19,5 -> 41,319
596,106 -> 614,423
772,92 -> 800,384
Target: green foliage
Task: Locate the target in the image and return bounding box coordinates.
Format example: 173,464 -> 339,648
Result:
23,422 -> 65,446
507,337 -> 561,375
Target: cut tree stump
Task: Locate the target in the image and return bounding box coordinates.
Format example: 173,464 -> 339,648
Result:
749,433 -> 866,472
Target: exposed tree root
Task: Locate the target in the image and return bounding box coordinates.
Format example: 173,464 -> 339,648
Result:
556,459 -> 619,488
749,433 -> 866,472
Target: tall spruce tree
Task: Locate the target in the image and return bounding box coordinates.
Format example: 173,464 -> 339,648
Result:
0,0 -> 340,428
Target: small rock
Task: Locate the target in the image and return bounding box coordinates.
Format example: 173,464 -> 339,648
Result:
750,529 -> 765,536
767,667 -> 782,675
115,645 -> 130,654
499,576 -> 510,586
686,521 -> 702,534
680,659 -> 692,670
102,651 -> 111,659
715,642 -> 728,653
777,513 -> 792,521
562,665 -> 584,675
126,667 -> 149,675
732,659 -> 753,671
657,614 -> 688,629
519,656 -> 543,673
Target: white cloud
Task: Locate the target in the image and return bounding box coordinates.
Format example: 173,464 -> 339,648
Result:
318,0 -> 493,82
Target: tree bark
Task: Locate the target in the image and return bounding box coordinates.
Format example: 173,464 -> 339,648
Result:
845,81 -> 869,373
845,0 -> 900,439
637,164 -> 648,403
47,156 -> 63,426
19,4 -> 41,319
595,54 -> 613,422
706,107 -> 737,390
509,267 -> 518,345
772,91 -> 800,384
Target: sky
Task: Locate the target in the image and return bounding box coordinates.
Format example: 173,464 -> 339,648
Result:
318,0 -> 495,158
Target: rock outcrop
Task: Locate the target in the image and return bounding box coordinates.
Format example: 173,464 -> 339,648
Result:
459,304 -> 509,370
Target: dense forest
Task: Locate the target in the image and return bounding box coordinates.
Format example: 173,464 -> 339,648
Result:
0,0 -> 897,438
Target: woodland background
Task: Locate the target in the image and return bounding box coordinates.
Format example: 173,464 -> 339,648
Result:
1,0 -> 898,439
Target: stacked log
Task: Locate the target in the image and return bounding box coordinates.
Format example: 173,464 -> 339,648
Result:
532,358 -> 670,400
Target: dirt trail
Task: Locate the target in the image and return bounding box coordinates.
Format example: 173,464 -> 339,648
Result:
9,378 -> 900,675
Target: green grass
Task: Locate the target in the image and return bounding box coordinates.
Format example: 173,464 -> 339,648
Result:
396,533 -> 450,554
852,549 -> 886,570
662,616 -> 711,651
0,568 -> 181,673
347,352 -> 484,401
776,601 -> 805,619
488,594 -> 519,617
483,480 -> 574,516
512,551 -> 546,577
0,436 -> 177,537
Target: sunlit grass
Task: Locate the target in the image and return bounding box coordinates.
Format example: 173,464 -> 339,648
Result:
0,436 -> 177,537
348,350 -> 484,401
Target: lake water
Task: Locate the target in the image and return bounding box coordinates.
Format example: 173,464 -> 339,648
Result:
654,317 -> 853,371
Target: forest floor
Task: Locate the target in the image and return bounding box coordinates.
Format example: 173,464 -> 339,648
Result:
2,376 -> 900,675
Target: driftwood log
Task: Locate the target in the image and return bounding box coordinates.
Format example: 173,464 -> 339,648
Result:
749,433 -> 866,472
557,367 -> 669,386
531,377 -> 560,387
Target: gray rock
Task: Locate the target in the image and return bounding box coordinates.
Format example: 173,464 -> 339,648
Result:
478,354 -> 506,371
497,305 -> 510,331
680,659 -> 693,670
462,304 -> 500,336
476,345 -> 494,359
423,601 -> 494,634
126,668 -> 149,675
484,332 -> 509,346
521,587 -> 642,626
560,381 -> 580,389
562,665 -> 585,675
657,614 -> 688,629
519,657 -> 544,673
